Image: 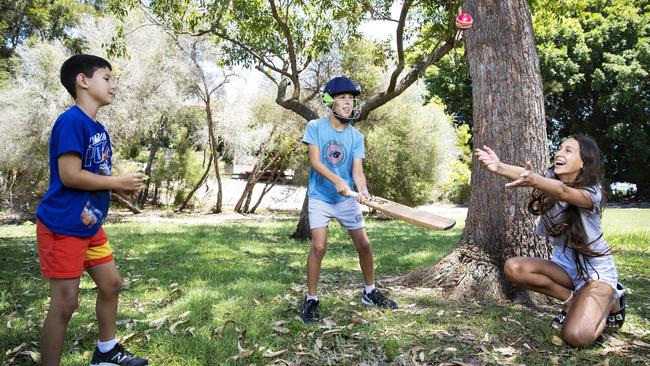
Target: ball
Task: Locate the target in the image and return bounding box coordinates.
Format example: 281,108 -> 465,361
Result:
456,12 -> 473,30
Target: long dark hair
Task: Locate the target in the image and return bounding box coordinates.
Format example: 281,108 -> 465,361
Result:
528,134 -> 608,278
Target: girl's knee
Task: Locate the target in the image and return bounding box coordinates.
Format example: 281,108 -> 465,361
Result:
562,326 -> 596,348
504,257 -> 526,281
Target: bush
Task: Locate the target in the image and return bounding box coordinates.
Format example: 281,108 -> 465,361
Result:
436,124 -> 472,204
360,87 -> 457,206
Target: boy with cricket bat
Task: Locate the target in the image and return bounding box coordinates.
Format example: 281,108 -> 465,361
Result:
300,76 -> 398,324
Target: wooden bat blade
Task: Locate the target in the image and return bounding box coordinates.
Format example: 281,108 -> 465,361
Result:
363,196 -> 456,230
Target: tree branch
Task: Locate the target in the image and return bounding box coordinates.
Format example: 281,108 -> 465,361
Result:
358,37 -> 455,121
387,0 -> 412,93
268,0 -> 301,98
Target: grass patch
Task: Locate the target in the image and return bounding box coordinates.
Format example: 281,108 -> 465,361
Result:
1,209 -> 648,365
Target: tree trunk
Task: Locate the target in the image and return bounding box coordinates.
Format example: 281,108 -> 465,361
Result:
290,190 -> 311,240
111,194 -> 141,214
250,174 -> 279,213
205,97 -> 223,213
176,152 -> 212,212
396,0 -> 551,302
139,114 -> 168,206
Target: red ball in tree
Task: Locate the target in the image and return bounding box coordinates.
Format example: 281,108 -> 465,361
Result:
456,12 -> 473,30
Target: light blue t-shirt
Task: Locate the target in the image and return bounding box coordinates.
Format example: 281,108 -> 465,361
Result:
302,117 -> 365,203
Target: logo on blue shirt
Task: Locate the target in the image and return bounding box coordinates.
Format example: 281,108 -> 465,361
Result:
325,140 -> 346,168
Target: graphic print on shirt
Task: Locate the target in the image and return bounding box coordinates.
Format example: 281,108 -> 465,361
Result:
81,132 -> 112,227
324,140 -> 347,168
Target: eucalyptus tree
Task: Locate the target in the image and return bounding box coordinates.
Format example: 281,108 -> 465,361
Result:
109,0 -> 465,238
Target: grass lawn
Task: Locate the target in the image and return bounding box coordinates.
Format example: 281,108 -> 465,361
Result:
1,208 -> 648,365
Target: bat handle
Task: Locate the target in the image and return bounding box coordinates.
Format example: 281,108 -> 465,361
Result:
346,190 -> 359,198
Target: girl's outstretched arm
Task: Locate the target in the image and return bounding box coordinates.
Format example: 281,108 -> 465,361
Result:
474,145 -> 526,180
506,161 -> 594,209
475,146 -> 593,209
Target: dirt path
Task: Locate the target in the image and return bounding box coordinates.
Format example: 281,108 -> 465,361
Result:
110,177 -> 468,225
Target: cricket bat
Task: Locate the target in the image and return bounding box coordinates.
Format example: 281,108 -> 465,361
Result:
347,192 -> 456,230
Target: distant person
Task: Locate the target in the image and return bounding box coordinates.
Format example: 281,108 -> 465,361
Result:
475,135 -> 625,347
300,76 -> 398,324
36,54 -> 148,365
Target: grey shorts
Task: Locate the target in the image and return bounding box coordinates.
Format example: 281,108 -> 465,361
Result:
308,197 -> 365,230
551,245 -> 624,299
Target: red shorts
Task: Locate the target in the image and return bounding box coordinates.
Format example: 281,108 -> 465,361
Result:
36,220 -> 114,278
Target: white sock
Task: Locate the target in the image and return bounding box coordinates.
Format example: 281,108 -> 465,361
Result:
306,295 -> 318,301
364,284 -> 376,294
97,338 -> 117,353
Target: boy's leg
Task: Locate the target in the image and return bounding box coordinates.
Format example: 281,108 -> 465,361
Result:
349,228 -> 374,286
41,278 -> 81,366
86,260 -> 121,342
562,280 -> 616,347
307,227 -> 328,296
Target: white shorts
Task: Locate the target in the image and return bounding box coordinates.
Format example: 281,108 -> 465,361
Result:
551,245 -> 623,299
308,197 -> 365,230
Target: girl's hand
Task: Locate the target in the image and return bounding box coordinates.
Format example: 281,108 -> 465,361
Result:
474,145 -> 501,173
506,161 -> 537,188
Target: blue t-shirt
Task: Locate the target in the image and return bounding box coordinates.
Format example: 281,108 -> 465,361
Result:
36,106 -> 113,237
302,117 -> 365,203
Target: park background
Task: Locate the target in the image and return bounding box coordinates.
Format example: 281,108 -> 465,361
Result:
0,0 -> 648,365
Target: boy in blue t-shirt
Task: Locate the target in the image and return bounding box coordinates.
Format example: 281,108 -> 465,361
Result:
36,54 -> 148,366
300,76 -> 398,323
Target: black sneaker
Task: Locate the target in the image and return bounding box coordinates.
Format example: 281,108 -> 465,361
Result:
551,309 -> 567,330
606,283 -> 626,329
301,298 -> 321,323
361,289 -> 398,309
90,343 -> 148,366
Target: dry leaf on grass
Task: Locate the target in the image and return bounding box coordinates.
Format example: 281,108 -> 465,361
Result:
551,335 -> 564,346
169,320 -> 185,335
494,346 -> 517,356
262,349 -> 287,358
451,362 -> 475,366
314,338 -> 323,352
18,351 -> 40,363
118,333 -> 137,343
594,359 -> 610,366
272,326 -> 290,334
633,339 -> 650,348
231,349 -> 254,360
149,316 -> 168,329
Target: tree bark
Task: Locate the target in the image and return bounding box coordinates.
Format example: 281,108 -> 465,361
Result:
396,0 -> 551,302
206,97 -> 223,213
290,190 -> 311,240
176,152 -> 212,212
111,194 -> 141,214
139,114 -> 168,206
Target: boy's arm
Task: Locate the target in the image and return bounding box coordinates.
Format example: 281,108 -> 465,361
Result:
351,158 -> 369,203
307,144 -> 350,195
58,153 -> 144,191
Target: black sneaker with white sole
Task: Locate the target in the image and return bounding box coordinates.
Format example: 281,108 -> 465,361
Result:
89,343 -> 148,366
301,297 -> 321,323
361,289 -> 398,309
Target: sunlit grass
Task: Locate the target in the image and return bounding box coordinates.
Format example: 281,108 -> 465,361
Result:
0,209 -> 648,365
